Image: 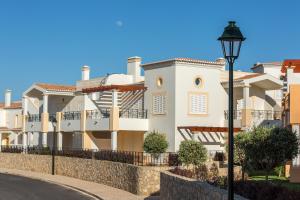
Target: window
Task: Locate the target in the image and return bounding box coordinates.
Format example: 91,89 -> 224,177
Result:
152,94 -> 166,114
157,77 -> 163,87
189,93 -> 208,115
194,77 -> 203,87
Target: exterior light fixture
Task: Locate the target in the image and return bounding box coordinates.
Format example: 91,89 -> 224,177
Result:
218,21 -> 245,200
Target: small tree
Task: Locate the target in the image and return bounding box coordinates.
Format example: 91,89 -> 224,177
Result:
143,131 -> 168,157
246,127 -> 299,181
233,132 -> 251,181
178,140 -> 207,169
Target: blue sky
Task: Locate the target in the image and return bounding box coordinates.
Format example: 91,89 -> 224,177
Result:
0,0 -> 300,101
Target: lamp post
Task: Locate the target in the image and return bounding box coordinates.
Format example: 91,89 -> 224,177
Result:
218,21 -> 245,200
50,117 -> 57,175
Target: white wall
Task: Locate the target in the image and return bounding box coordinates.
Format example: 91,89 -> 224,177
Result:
144,65 -> 176,151
174,63 -> 227,152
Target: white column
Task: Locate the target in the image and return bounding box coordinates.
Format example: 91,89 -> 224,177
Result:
23,96 -> 28,115
0,132 -> 2,151
22,133 -> 28,148
243,86 -> 250,109
112,90 -> 118,107
42,132 -> 47,147
43,94 -> 48,113
57,132 -> 63,150
42,94 -> 49,147
14,133 -> 19,146
111,131 -> 118,151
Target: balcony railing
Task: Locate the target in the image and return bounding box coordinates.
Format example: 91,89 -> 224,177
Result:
251,110 -> 281,120
63,111 -> 81,120
119,109 -> 148,119
28,114 -> 41,122
86,109 -> 110,119
49,114 -> 57,122
224,110 -> 281,121
224,110 -> 242,120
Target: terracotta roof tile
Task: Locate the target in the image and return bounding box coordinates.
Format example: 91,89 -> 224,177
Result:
0,127 -> 9,131
0,102 -> 22,109
36,83 -> 76,92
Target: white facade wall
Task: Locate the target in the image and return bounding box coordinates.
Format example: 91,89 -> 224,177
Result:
252,64 -> 283,112
144,65 -> 176,151
174,63 -> 227,152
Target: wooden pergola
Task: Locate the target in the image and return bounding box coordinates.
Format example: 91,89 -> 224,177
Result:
177,126 -> 241,133
82,84 -> 147,93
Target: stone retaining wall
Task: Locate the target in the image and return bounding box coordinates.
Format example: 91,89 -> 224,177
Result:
0,153 -> 167,196
160,171 -> 247,200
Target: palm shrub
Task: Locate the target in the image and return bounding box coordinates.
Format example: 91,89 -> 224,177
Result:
143,131 -> 168,158
178,140 -> 207,168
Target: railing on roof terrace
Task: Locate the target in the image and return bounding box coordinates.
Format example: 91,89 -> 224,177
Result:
28,114 -> 41,122
119,109 -> 148,119
224,110 -> 242,120
251,110 -> 281,120
62,111 -> 81,120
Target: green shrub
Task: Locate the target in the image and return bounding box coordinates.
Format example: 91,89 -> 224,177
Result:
246,127 -> 298,181
143,131 -> 168,155
178,140 -> 207,167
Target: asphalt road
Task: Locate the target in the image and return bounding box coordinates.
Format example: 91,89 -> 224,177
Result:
0,173 -> 96,200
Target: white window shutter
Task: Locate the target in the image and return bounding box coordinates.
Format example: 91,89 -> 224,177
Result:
153,95 -> 166,114
190,93 -> 208,114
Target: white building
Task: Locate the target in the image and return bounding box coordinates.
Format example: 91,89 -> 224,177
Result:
0,90 -> 23,149
281,59 -> 300,183
2,56 -> 283,154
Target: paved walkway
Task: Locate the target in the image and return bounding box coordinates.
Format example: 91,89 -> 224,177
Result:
0,168 -> 159,200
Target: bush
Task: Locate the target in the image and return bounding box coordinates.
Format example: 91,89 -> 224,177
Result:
178,140 -> 207,167
246,127 -> 299,180
234,181 -> 300,200
143,131 -> 168,155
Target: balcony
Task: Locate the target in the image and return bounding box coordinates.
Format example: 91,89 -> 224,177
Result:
26,113 -> 57,132
86,109 -> 110,131
224,110 -> 282,128
25,108 -> 149,133
61,111 -> 81,132
119,109 -> 148,119
119,109 -> 148,131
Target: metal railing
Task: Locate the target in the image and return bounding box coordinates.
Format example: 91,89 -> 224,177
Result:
224,110 -> 281,120
0,145 -> 179,166
251,110 -> 281,120
62,111 -> 81,120
28,114 -> 41,122
49,114 -> 57,122
119,109 -> 148,119
86,109 -> 110,119
224,110 -> 242,120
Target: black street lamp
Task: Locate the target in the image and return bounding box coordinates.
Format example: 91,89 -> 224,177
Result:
51,117 -> 57,175
218,21 -> 245,200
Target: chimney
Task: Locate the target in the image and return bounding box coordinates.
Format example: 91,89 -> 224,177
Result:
127,56 -> 141,82
216,58 -> 226,70
81,65 -> 90,80
5,89 -> 12,107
